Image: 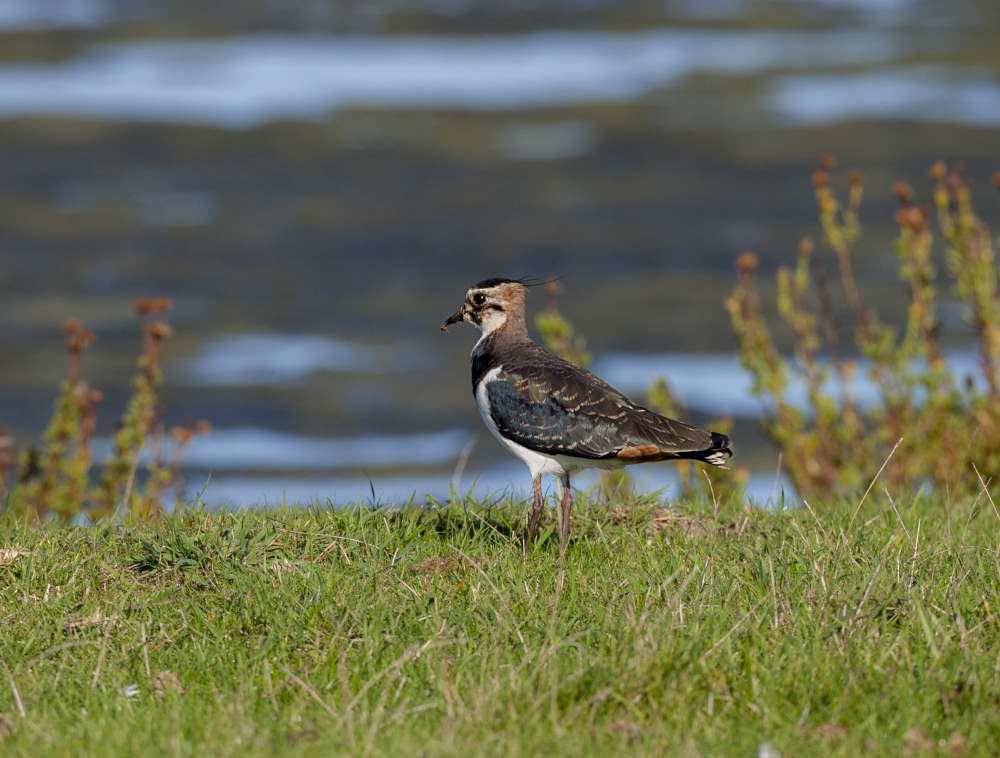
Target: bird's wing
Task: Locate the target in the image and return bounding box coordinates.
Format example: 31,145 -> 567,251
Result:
484,351 -> 717,460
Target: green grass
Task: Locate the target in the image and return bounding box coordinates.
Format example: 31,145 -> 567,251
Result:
0,492 -> 998,757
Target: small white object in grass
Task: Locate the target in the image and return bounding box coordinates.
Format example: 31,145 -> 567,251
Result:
123,684 -> 140,699
0,548 -> 28,566
758,743 -> 781,758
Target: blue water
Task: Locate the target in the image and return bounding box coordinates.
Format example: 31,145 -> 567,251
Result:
771,66 -> 1000,126
93,427 -> 473,470
594,348 -> 987,416
0,30 -> 909,127
189,465 -> 792,509
0,0 -> 925,32
182,334 -> 412,385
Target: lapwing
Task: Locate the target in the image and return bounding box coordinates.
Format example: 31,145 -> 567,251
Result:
441,277 -> 733,551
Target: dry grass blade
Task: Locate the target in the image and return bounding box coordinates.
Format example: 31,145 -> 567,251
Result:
698,599 -> 765,664
114,447 -> 144,522
971,463 -> 1000,523
343,632 -> 441,718
847,437 -> 903,534
90,619 -> 115,689
449,438 -> 476,493
1,662 -> 26,718
284,668 -> 339,719
140,623 -> 151,680
451,544 -> 528,653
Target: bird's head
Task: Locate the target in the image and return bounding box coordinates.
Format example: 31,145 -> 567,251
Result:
441,277 -> 530,338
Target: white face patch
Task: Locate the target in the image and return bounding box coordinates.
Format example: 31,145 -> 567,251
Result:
467,287 -> 510,351
476,305 -> 507,335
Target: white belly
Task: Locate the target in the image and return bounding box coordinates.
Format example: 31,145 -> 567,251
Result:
474,366 -> 624,480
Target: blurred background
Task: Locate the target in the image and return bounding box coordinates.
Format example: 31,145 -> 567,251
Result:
3,0 -> 1000,506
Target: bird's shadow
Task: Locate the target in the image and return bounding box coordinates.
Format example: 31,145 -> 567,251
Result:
426,507 -> 522,543
429,507 -> 582,553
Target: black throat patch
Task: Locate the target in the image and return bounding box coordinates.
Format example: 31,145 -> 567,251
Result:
470,333 -> 500,391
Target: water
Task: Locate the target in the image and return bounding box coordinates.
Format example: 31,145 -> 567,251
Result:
191,463 -> 792,509
182,333 -> 989,414
0,30 -> 910,127
771,66 -> 1000,126
0,0 -> 929,32
495,121 -> 597,161
595,348 -> 988,415
0,0 -> 112,30
182,334 -> 417,385
93,427 -> 473,470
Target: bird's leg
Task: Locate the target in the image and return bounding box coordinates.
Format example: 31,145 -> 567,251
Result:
524,475 -> 544,552
558,473 -> 573,553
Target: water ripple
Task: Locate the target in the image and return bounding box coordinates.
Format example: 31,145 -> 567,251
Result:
0,30 -> 906,127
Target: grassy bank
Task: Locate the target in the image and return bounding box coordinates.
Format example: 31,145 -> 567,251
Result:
0,493 -> 998,757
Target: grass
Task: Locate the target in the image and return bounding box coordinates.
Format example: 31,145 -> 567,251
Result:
0,492 -> 998,757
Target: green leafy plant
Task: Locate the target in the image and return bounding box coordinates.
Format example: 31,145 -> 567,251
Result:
533,279 -> 591,368
728,159 -> 1000,499
13,320 -> 101,519
4,299 -> 208,520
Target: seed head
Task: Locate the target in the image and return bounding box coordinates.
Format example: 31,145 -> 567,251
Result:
64,319 -> 94,353
946,167 -> 967,192
896,206 -> 927,232
893,180 -> 914,206
736,250 -> 759,275
929,161 -> 947,182
134,297 -> 174,316
0,430 -> 12,470
798,236 -> 815,257
74,385 -> 104,409
170,426 -> 194,444
149,321 -> 173,341
819,153 -> 837,171
811,170 -> 830,189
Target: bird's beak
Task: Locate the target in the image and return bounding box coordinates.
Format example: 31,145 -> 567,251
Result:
441,307 -> 466,332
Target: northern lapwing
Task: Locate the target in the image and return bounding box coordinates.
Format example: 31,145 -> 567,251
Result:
441,277 -> 733,551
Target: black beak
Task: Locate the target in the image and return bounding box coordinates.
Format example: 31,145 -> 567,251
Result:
441,308 -> 465,331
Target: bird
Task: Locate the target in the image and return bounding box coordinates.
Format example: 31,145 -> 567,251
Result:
441,277 -> 733,551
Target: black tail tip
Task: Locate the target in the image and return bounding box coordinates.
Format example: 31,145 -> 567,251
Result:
703,432 -> 733,467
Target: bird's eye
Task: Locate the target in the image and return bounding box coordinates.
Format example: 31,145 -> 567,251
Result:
472,293 -> 486,307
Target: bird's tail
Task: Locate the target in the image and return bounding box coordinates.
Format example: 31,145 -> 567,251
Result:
682,432 -> 733,467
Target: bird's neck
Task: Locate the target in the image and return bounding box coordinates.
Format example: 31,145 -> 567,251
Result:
474,311 -> 528,352
470,313 -> 531,389
498,311 -> 529,342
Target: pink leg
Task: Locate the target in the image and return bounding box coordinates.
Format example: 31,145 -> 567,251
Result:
524,475 -> 544,552
558,473 -> 572,553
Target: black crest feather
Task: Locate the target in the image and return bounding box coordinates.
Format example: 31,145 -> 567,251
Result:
473,276 -> 557,289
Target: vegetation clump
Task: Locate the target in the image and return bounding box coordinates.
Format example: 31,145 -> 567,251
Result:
728,159 -> 1000,499
4,299 -> 208,521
